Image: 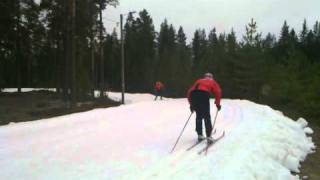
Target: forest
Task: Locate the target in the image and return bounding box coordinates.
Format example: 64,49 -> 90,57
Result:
0,0 -> 319,123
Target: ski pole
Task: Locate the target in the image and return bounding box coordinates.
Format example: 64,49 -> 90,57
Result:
211,110 -> 219,133
170,112 -> 193,153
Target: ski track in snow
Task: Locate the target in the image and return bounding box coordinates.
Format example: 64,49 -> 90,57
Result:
0,92 -> 315,180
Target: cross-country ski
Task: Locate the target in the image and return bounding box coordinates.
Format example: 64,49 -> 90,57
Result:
186,129 -> 217,151
198,131 -> 225,155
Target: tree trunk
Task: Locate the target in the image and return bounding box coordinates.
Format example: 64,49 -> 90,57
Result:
16,0 -> 22,93
90,0 -> 95,98
27,52 -> 32,87
63,0 -> 69,101
99,0 -> 104,98
56,36 -> 61,93
70,0 -> 77,103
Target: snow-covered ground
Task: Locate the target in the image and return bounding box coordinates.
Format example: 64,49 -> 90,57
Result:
2,88 -> 56,93
0,92 -> 315,179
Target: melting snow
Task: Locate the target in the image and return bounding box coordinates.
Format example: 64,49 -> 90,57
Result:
0,92 -> 315,179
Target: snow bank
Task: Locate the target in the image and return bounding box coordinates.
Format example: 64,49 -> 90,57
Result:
2,88 -> 56,93
94,91 -> 167,104
107,92 -> 160,104
119,100 -> 315,180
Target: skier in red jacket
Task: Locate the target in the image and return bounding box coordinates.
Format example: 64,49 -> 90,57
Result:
187,73 -> 222,144
154,81 -> 164,100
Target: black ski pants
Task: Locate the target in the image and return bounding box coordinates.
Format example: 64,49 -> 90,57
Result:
190,90 -> 212,137
154,89 -> 163,100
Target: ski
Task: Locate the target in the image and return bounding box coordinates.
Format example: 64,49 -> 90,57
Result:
186,129 -> 217,151
186,140 -> 205,151
198,131 -> 225,155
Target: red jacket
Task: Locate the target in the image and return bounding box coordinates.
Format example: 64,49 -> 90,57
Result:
155,82 -> 164,91
187,78 -> 222,106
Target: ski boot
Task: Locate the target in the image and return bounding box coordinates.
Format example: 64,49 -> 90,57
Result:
198,135 -> 205,142
207,136 -> 214,144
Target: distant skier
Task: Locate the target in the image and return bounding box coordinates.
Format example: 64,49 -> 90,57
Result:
187,73 -> 222,144
154,81 -> 165,100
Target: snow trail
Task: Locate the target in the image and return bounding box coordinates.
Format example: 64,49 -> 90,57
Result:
0,93 -> 315,180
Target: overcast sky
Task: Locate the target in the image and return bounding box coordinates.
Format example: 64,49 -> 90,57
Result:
103,0 -> 320,42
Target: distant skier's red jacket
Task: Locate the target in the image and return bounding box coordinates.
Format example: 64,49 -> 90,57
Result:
155,82 -> 164,91
187,78 -> 222,106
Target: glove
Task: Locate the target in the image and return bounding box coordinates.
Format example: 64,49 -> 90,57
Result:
190,105 -> 194,112
216,104 -> 221,111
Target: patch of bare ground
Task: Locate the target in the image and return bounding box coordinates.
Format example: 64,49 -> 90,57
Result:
0,90 -> 120,126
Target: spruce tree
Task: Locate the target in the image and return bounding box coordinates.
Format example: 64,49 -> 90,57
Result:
300,19 -> 308,44
135,9 -> 156,91
157,19 -> 177,94
124,9 -> 155,92
192,29 -> 207,76
235,18 -> 263,99
175,26 -> 192,95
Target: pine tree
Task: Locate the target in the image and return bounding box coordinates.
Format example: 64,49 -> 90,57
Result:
279,20 -> 290,47
208,28 -> 218,48
0,1 -> 16,88
192,30 -> 200,71
192,29 -> 207,76
221,29 -> 238,97
243,18 -> 261,47
157,19 -> 177,94
177,26 -> 187,46
123,12 -> 137,91
235,18 -> 264,99
226,28 -> 237,53
105,30 -> 120,90
135,9 -> 156,91
175,26 -> 192,95
313,21 -> 320,63
158,19 -> 170,56
300,19 -> 308,44
277,20 -> 292,65
262,33 -> 276,50
124,9 -> 155,92
205,28 -> 219,77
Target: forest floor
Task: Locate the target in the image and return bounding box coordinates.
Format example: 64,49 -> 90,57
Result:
0,90 -> 120,126
299,124 -> 319,179
274,104 -> 319,179
0,91 -> 318,179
